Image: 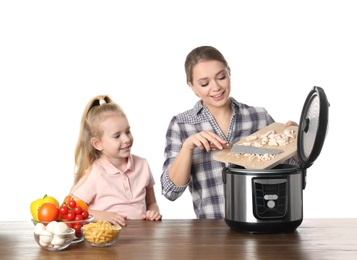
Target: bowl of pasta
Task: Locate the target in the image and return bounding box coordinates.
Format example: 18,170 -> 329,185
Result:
81,220 -> 122,247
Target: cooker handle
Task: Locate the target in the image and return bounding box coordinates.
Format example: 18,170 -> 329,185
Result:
222,167 -> 228,184
302,169 -> 307,190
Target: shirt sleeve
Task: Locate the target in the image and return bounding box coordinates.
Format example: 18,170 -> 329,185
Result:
160,116 -> 189,201
71,171 -> 97,205
145,159 -> 156,189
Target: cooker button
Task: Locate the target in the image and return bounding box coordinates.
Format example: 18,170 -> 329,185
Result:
264,194 -> 278,200
267,200 -> 275,209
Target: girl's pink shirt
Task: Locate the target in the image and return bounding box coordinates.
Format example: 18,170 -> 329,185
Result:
71,155 -> 155,219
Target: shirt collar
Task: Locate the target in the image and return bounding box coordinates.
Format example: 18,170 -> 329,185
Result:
97,155 -> 135,175
192,97 -> 240,116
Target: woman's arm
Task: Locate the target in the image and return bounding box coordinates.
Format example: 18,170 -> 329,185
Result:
167,130 -> 227,186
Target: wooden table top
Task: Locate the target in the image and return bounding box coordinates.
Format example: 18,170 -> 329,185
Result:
1,219 -> 356,260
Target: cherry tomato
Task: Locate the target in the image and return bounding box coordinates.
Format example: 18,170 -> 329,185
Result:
82,210 -> 89,219
74,206 -> 83,215
69,200 -> 77,209
73,223 -> 82,234
75,214 -> 84,221
59,205 -> 69,215
67,211 -> 75,221
75,199 -> 88,212
76,231 -> 82,238
38,203 -> 59,222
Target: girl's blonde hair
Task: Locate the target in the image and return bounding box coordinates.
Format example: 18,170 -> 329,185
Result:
73,95 -> 126,185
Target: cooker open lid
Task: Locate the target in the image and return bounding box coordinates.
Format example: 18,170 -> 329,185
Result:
297,86 -> 329,169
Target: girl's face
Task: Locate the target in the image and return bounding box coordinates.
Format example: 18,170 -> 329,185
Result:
92,113 -> 134,165
188,60 -> 231,109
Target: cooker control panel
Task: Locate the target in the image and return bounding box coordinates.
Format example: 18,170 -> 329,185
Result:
252,178 -> 288,219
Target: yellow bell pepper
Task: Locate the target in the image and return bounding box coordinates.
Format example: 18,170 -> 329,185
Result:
30,194 -> 59,221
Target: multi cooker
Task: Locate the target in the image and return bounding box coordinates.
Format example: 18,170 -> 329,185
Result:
223,86 -> 329,233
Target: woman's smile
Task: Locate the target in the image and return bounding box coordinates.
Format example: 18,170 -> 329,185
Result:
211,91 -> 225,101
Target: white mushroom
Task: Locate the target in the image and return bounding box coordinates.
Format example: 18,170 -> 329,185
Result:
34,223 -> 46,235
267,132 -> 276,138
261,136 -> 268,145
268,139 -> 278,146
276,136 -> 289,146
40,230 -> 53,244
253,141 -> 263,147
284,128 -> 295,138
46,221 -> 57,234
51,235 -> 66,246
53,222 -> 69,235
261,130 -> 275,138
246,135 -> 258,141
261,153 -> 271,161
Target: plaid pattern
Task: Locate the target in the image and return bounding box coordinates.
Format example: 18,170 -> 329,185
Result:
161,97 -> 275,219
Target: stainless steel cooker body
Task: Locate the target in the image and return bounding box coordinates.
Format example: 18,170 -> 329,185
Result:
222,86 -> 329,233
223,164 -> 304,233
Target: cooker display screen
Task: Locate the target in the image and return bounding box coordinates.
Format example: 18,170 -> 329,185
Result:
264,185 -> 278,192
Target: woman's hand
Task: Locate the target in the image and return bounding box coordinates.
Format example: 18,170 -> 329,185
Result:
184,130 -> 228,152
90,210 -> 127,226
142,210 -> 162,221
285,120 -> 299,127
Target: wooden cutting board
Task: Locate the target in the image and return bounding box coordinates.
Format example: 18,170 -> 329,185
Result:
213,122 -> 299,170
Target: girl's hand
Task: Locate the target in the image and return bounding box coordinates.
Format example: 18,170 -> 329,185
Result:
90,210 -> 127,226
184,131 -> 228,152
142,210 -> 162,221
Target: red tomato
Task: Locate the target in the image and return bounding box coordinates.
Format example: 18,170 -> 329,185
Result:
69,200 -> 77,209
75,199 -> 88,212
38,203 -> 59,222
59,205 -> 69,215
67,211 -> 75,221
75,214 -> 84,221
73,223 -> 82,234
74,206 -> 83,215
82,210 -> 89,219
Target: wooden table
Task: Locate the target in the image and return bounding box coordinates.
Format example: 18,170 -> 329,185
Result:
1,219 -> 356,259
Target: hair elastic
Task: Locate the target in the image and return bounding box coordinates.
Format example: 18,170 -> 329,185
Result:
99,99 -> 106,105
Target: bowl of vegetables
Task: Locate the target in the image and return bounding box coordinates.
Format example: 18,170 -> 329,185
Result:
31,196 -> 94,242
33,221 -> 75,251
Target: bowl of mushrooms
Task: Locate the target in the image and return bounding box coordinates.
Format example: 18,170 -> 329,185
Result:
33,221 -> 75,251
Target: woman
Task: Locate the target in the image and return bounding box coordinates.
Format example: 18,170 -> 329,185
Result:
161,46 -> 297,219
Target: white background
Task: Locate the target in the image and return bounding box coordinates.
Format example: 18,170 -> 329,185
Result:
0,1 -> 355,221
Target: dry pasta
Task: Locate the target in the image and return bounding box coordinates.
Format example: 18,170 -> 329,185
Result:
82,220 -> 121,244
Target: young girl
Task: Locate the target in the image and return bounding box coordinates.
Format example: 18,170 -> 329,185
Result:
70,95 -> 162,226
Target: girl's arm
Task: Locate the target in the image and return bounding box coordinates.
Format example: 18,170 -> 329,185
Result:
143,187 -> 162,221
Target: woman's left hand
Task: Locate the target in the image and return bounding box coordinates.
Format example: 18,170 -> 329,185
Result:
285,120 -> 299,127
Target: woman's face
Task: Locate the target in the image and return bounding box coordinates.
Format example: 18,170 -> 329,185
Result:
188,60 -> 231,109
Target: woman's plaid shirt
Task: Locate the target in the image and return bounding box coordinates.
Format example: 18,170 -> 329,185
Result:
161,97 -> 277,219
